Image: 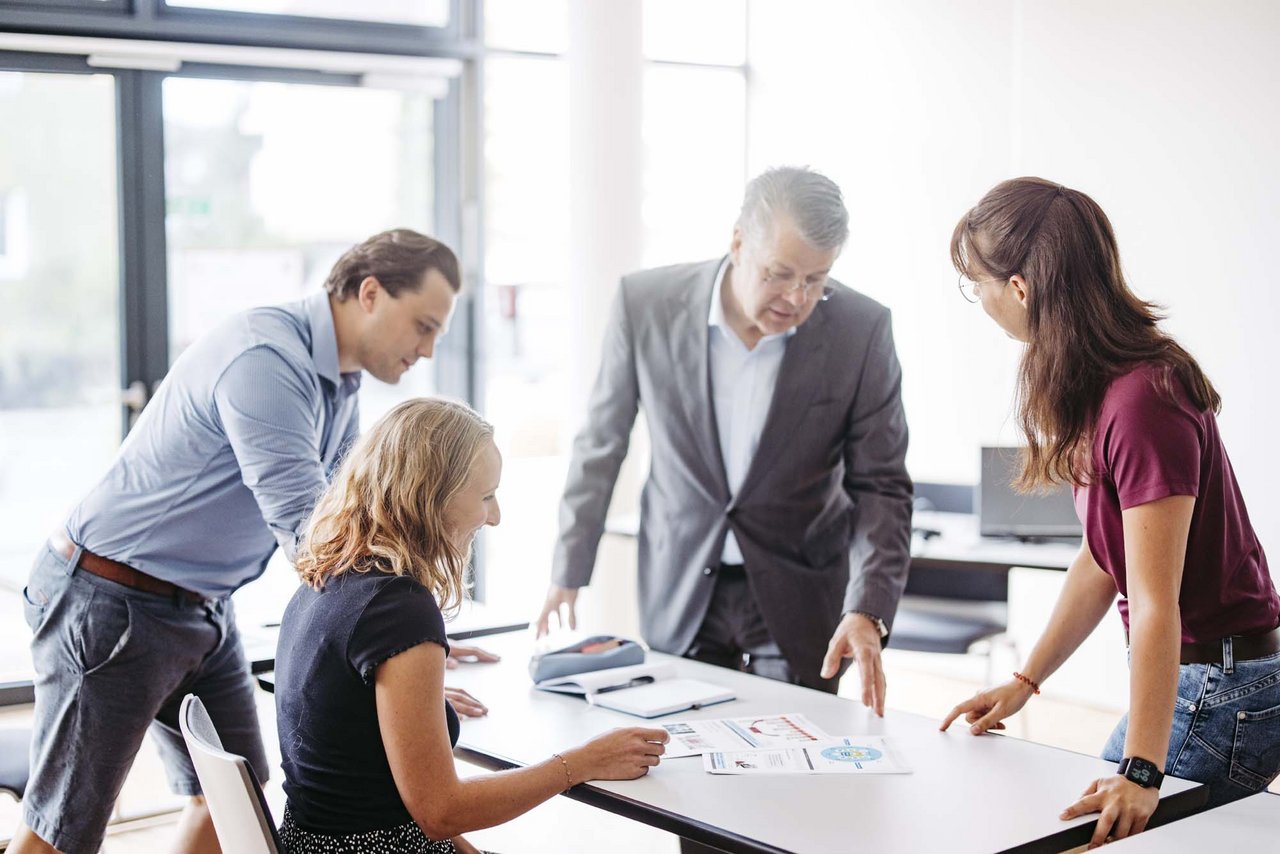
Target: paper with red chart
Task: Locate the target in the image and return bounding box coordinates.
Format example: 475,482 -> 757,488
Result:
658,713 -> 830,758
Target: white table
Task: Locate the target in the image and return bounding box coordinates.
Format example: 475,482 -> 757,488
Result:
1108,791 -> 1280,850
444,631 -> 1204,854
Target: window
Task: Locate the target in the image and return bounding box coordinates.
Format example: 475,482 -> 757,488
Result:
0,69 -> 121,684
643,0 -> 747,66
0,5 -> 469,707
478,2 -> 749,616
481,54 -> 572,613
641,64 -> 746,267
0,189 -> 31,279
164,0 -> 450,28
483,0 -> 567,54
163,75 -> 439,430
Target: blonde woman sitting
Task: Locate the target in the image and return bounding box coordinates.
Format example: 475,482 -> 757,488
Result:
274,398 -> 668,853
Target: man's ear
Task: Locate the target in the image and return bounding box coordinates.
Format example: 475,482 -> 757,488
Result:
729,226 -> 745,267
357,276 -> 381,313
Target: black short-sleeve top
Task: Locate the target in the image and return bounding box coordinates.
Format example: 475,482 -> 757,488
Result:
275,568 -> 459,834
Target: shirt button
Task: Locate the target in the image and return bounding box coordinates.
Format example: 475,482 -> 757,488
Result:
703,567 -> 714,576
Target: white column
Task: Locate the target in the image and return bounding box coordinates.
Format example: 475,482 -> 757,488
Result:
566,0 -> 643,423
565,1 -> 645,637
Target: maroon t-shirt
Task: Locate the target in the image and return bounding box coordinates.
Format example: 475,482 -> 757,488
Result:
1074,363 -> 1279,642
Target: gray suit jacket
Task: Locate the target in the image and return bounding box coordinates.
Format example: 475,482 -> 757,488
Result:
552,258 -> 912,691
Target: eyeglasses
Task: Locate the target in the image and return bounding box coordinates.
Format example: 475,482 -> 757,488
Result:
957,273 -> 1007,304
761,266 -> 835,302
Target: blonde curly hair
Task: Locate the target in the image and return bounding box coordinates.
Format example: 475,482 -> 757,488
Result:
297,397 -> 494,615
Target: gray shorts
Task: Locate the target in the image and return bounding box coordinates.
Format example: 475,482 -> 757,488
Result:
21,542 -> 268,854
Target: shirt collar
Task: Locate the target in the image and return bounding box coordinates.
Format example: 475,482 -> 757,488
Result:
707,255 -> 796,342
305,291 -> 361,393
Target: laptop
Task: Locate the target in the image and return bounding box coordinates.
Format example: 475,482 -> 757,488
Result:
979,446 -> 1083,539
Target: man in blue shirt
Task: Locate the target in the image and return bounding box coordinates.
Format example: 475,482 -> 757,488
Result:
13,229 -> 462,854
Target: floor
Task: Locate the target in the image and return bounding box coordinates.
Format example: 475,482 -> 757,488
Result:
0,646 -> 1131,853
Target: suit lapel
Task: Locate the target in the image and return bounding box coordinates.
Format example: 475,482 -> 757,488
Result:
734,305 -> 831,503
667,262 -> 730,499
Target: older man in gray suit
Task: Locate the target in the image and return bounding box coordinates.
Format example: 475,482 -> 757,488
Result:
536,167 -> 912,708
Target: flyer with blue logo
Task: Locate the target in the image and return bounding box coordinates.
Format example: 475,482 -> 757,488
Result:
703,736 -> 911,774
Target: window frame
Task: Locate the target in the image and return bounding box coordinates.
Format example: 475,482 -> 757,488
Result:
0,4 -> 478,707
0,0 -> 474,57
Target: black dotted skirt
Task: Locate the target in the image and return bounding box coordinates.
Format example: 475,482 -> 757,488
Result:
279,804 -> 457,854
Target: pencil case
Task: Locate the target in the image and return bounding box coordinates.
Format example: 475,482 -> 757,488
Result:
529,635 -> 646,683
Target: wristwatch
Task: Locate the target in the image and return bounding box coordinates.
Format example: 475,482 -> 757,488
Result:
1117,756 -> 1164,789
851,610 -> 889,639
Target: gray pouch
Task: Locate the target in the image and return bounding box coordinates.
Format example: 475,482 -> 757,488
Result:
529,635 -> 646,683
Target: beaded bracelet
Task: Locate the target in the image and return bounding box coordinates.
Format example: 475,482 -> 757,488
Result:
552,752 -> 573,790
1012,671 -> 1041,695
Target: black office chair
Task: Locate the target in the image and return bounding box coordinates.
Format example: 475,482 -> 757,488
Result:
890,482 -> 1014,683
0,728 -> 31,803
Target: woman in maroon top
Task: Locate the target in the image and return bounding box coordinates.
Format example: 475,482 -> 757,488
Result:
940,177 -> 1280,846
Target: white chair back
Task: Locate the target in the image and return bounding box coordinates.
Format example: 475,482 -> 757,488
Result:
178,694 -> 282,854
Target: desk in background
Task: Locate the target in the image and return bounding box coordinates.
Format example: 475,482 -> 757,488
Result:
608,509 -> 1080,575
911,510 -> 1079,574
241,598 -> 529,674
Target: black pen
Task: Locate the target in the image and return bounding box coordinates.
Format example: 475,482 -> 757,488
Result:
593,676 -> 655,695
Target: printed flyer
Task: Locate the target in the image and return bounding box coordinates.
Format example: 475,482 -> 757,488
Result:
660,713 -> 830,758
703,736 -> 912,775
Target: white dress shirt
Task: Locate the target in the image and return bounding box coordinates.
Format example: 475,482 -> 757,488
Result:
707,258 -> 794,564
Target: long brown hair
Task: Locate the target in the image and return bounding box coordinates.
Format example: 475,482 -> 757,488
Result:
951,177 -> 1219,489
296,397 -> 494,615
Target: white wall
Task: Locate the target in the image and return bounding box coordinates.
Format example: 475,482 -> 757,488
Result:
748,0 -> 1280,562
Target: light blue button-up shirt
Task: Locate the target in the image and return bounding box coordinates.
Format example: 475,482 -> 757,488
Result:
707,258 -> 794,564
66,292 -> 361,599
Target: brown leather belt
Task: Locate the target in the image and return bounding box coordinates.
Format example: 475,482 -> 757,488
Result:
1176,628 -> 1280,665
50,532 -> 204,603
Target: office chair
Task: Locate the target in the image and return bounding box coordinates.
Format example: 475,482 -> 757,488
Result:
0,728 -> 31,802
891,482 -> 1015,685
178,694 -> 282,854
0,729 -> 31,853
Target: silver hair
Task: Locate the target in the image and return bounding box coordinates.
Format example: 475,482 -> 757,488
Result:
736,166 -> 849,251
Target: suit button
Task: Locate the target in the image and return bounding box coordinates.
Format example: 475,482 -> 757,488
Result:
703,567 -> 714,576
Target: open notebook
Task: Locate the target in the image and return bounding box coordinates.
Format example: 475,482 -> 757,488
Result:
536,662 -> 735,718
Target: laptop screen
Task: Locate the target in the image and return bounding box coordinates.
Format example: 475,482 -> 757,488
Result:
979,446 -> 1083,538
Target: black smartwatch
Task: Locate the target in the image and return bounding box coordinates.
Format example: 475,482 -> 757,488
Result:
1117,756 -> 1164,789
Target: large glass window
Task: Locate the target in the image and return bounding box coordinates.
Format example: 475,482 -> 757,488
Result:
481,55 -> 572,614
483,0 -> 567,54
163,76 -> 438,427
641,64 -> 746,267
164,0 -> 449,27
479,4 -> 749,616
163,74 -> 442,627
643,0 -> 747,66
0,70 -> 121,682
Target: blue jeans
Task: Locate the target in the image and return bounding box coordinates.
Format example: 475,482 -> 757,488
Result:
1102,646 -> 1280,807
